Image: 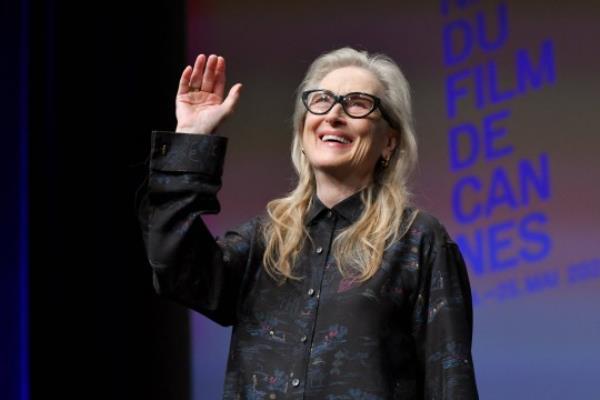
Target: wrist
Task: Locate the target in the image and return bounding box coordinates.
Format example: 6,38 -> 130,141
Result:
175,124 -> 212,135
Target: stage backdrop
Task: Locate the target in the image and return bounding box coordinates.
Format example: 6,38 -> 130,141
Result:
184,1 -> 600,398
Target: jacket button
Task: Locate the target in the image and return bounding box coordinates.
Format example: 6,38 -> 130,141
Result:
307,288 -> 315,296
315,246 -> 323,254
300,335 -> 307,343
291,378 -> 300,387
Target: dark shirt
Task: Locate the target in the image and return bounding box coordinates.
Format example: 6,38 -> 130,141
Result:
139,131 -> 479,400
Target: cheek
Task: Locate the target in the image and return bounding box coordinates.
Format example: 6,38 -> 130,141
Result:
303,114 -> 319,133
350,134 -> 378,168
301,131 -> 314,154
349,124 -> 388,168
301,117 -> 318,144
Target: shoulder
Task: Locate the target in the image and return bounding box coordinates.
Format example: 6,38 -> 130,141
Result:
401,207 -> 455,259
403,207 -> 450,239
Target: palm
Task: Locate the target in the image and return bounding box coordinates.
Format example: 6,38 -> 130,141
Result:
175,54 -> 242,134
176,90 -> 224,130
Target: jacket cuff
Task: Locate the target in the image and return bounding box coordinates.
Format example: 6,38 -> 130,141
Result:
149,131 -> 228,176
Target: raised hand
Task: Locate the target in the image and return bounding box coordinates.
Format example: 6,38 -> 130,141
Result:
175,54 -> 242,134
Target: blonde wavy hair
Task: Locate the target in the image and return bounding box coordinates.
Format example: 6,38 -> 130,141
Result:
262,47 -> 419,284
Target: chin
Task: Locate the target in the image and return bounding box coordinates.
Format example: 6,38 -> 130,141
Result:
310,161 -> 357,178
308,155 -> 348,170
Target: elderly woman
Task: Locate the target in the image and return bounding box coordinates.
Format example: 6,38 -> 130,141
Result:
139,48 -> 479,399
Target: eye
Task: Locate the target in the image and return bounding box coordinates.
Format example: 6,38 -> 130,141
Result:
310,92 -> 332,105
345,94 -> 374,111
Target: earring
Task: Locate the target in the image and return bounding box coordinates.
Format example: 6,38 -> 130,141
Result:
380,156 -> 389,168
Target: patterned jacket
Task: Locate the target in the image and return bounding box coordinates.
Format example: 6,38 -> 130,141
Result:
139,131 -> 479,400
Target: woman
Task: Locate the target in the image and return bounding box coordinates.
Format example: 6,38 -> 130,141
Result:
139,48 -> 479,399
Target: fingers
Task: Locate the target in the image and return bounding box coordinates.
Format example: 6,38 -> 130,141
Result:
200,54 -> 218,92
177,65 -> 193,95
222,83 -> 243,114
213,56 -> 226,99
187,54 -> 226,96
189,54 -> 207,90
179,53 -> 238,113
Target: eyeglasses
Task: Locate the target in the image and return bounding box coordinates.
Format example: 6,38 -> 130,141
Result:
301,89 -> 397,129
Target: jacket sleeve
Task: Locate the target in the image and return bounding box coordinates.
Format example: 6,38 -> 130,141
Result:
411,222 -> 479,399
137,131 -> 258,327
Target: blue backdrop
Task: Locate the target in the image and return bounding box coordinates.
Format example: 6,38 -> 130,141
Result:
186,1 -> 600,399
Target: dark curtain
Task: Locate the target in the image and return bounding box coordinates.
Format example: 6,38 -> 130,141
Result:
26,1 -> 191,399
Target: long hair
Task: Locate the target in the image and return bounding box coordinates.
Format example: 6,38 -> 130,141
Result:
262,47 -> 419,284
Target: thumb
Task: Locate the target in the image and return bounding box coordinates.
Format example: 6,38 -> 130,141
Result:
222,83 -> 243,114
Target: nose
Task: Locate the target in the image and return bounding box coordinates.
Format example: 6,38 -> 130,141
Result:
324,102 -> 346,125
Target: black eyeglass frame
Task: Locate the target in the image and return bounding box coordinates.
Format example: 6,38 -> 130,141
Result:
301,89 -> 398,130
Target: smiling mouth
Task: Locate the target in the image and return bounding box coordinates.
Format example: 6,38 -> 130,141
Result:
319,134 -> 353,144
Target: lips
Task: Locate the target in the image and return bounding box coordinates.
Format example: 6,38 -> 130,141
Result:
318,132 -> 354,144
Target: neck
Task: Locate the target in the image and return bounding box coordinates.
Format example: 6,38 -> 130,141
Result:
314,169 -> 371,208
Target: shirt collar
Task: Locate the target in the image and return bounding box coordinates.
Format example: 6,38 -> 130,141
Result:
305,189 -> 365,226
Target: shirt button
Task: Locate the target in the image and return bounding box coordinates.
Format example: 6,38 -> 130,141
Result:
291,378 -> 300,387
315,246 -> 323,254
300,335 -> 307,343
326,210 -> 333,218
307,288 -> 315,296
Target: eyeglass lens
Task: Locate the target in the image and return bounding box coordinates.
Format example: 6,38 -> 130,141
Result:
305,91 -> 375,117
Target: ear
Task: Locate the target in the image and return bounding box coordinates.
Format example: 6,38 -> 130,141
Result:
381,129 -> 399,160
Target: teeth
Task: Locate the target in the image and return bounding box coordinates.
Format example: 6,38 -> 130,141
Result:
322,134 -> 351,144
